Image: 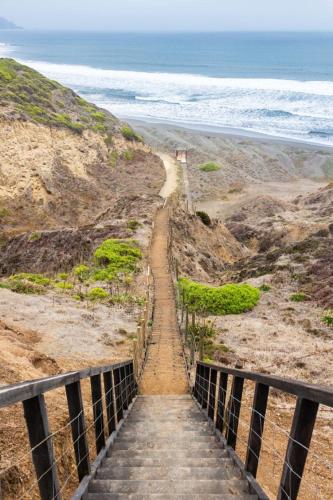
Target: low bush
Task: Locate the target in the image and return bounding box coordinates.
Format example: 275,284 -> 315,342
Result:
127,220 -> 140,231
259,284 -> 271,292
196,211 -> 211,227
178,278 -> 260,315
74,265 -> 91,282
123,149 -> 134,161
121,125 -> 142,142
198,162 -> 221,172
93,239 -> 142,281
290,293 -> 308,303
322,314 -> 333,327
54,282 -> 74,290
87,287 -> 110,301
11,273 -> 51,286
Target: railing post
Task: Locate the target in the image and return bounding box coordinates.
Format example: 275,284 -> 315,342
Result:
65,381 -> 90,482
113,367 -> 124,423
278,397 -> 319,500
90,374 -> 106,454
216,372 -> 228,433
245,383 -> 269,478
208,367 -> 217,421
103,370 -> 116,435
226,376 -> 244,449
201,364 -> 210,410
127,361 -> 136,404
193,363 -> 200,400
23,395 -> 60,500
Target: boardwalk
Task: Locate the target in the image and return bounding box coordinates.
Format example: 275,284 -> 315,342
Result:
139,207 -> 188,395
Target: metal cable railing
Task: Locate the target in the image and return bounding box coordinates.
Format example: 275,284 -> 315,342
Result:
193,362 -> 333,500
0,360 -> 137,500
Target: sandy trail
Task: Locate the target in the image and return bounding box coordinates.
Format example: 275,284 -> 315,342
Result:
157,152 -> 179,199
140,208 -> 188,395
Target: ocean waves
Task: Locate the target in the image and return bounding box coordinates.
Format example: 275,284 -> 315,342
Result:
8,53 -> 333,146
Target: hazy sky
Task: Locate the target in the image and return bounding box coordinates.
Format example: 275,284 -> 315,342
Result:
2,0 -> 333,31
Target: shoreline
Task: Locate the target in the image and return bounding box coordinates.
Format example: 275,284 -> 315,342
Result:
127,117 -> 333,152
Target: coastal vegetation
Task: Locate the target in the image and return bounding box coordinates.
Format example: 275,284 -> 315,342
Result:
178,277 -> 260,315
198,161 -> 221,172
121,125 -> 143,142
0,58 -> 117,134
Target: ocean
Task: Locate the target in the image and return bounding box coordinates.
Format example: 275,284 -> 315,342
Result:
0,31 -> 333,146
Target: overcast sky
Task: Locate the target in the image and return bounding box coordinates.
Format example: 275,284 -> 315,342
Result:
2,0 -> 333,31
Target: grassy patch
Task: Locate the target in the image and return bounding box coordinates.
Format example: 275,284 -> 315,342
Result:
121,125 -> 142,142
127,220 -> 141,231
123,149 -> 134,161
179,278 -> 260,315
0,59 -> 116,135
198,162 -> 221,172
87,287 -> 110,301
54,282 -> 74,290
290,293 -> 308,303
322,314 -> 333,327
11,273 -> 51,286
28,232 -> 42,242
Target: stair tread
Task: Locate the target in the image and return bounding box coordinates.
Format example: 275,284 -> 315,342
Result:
86,494 -> 257,500
97,466 -> 239,480
89,478 -> 252,495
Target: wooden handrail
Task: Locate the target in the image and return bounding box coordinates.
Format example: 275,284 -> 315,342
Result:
0,359 -> 136,500
0,360 -> 132,408
194,361 -> 333,500
197,361 -> 333,407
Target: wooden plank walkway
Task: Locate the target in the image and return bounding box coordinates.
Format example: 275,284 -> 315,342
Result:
139,207 -> 188,395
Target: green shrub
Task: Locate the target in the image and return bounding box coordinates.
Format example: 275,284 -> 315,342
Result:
290,293 -> 308,302
127,220 -> 140,231
198,162 -> 221,172
123,149 -> 134,161
322,314 -> 333,327
57,273 -> 69,280
74,265 -> 91,282
87,287 -> 110,301
260,284 -> 271,292
121,125 -> 142,142
54,282 -> 74,290
90,111 -> 106,123
28,232 -> 42,242
2,278 -> 45,295
196,211 -> 211,227
11,273 -> 51,286
178,278 -> 260,315
93,239 -> 142,281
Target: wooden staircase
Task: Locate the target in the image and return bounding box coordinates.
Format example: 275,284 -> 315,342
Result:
85,395 -> 258,499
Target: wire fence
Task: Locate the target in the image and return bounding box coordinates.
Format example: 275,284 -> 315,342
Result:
0,360 -> 137,500
193,364 -> 333,500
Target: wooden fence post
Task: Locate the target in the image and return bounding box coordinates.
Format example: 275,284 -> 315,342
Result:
23,395 -> 61,500
103,371 -> 116,435
216,372 -> 228,433
245,383 -> 269,478
278,398 -> 319,500
65,381 -> 90,481
226,376 -> 244,449
90,374 -> 106,454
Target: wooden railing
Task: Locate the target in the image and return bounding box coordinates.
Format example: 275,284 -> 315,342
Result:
0,360 -> 136,500
194,361 -> 333,500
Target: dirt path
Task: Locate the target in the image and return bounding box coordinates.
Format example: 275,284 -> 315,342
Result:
139,208 -> 188,395
157,152 -> 179,199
